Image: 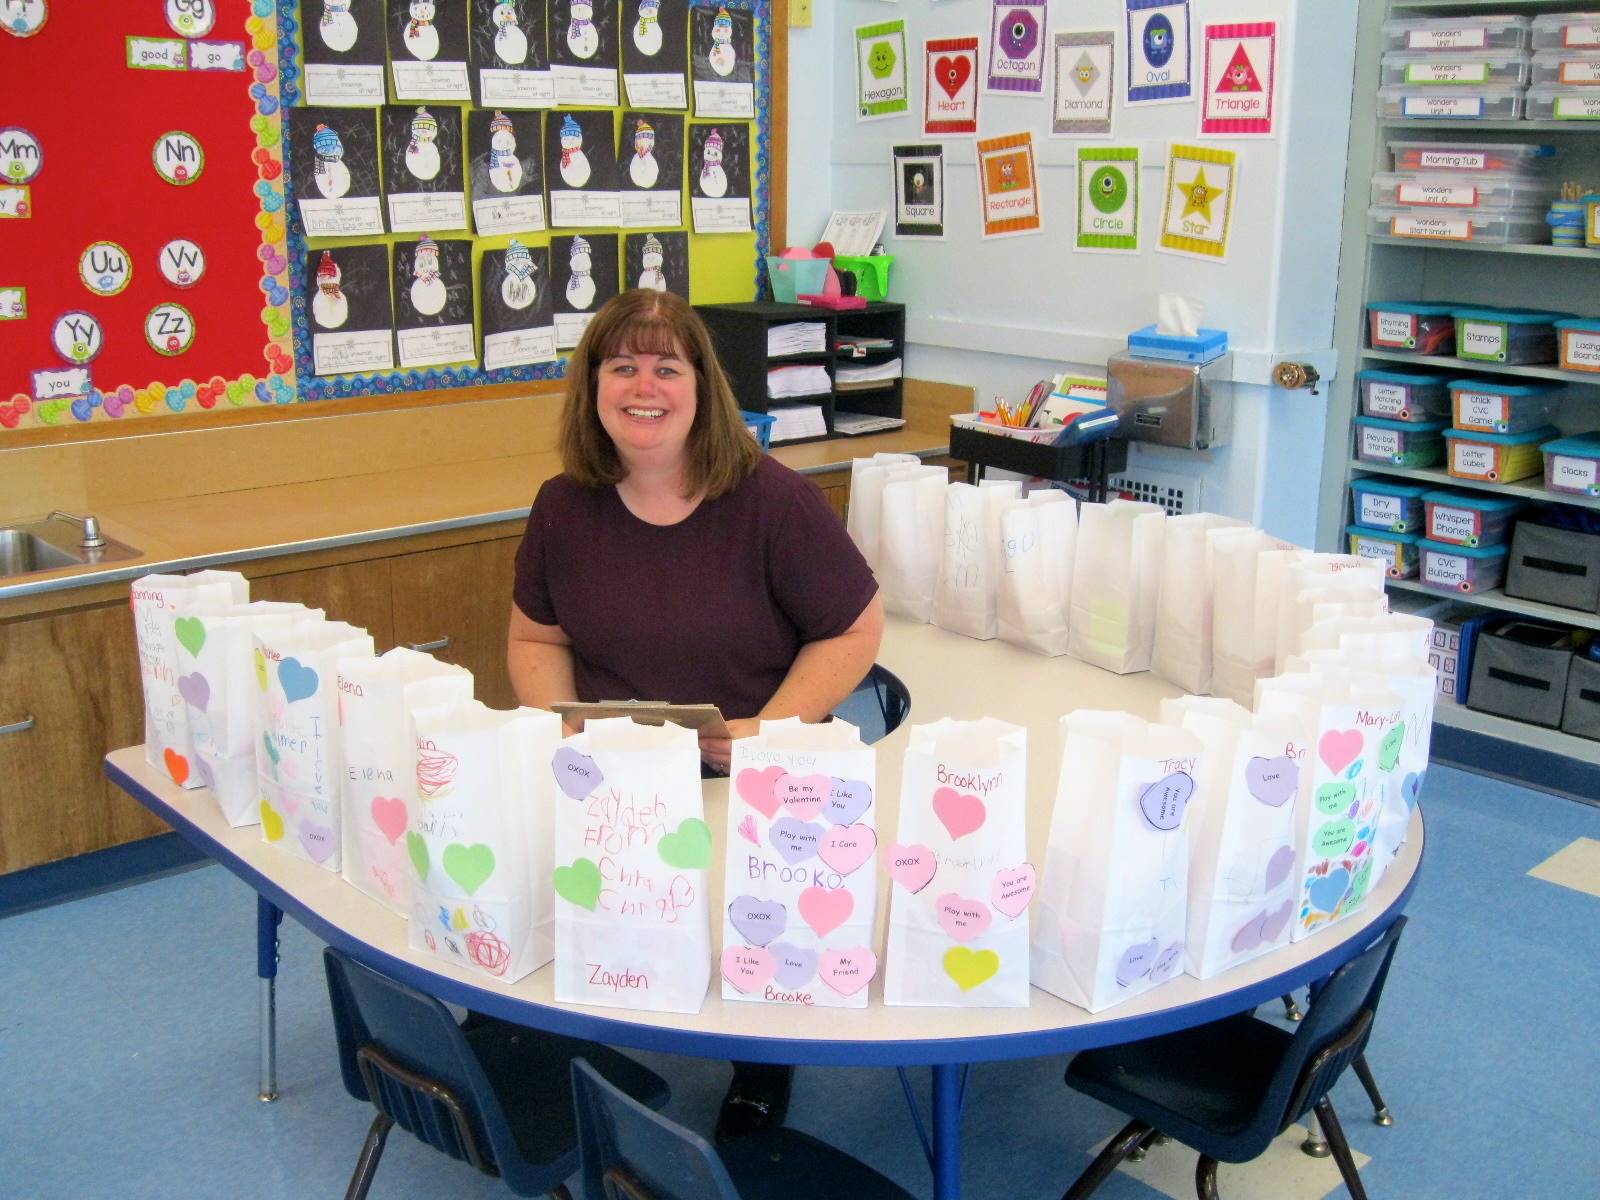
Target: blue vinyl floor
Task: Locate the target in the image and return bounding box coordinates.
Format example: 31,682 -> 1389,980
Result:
3,763 -> 1597,1200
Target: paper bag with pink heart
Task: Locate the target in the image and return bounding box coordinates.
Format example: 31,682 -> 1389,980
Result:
406,700 -> 562,984
884,718 -> 1032,1008
1031,712 -> 1204,1013
720,718 -> 879,1008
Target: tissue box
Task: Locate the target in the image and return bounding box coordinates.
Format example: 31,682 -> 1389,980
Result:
1126,325 -> 1228,364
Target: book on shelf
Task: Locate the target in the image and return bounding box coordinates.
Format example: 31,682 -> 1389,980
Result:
767,404 -> 828,443
768,321 -> 828,356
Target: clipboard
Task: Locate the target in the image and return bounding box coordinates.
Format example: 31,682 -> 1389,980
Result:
552,700 -> 731,738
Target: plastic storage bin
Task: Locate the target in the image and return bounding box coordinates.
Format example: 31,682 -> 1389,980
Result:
1352,478 -> 1429,533
1448,378 -> 1561,434
1369,171 -> 1553,211
1422,489 -> 1523,547
1531,13 -> 1600,51
1380,51 -> 1530,88
1532,49 -> 1600,86
1541,432 -> 1600,496
740,409 -> 775,450
1556,318 -> 1600,373
1526,84 -> 1600,119
1560,655 -> 1600,740
1388,140 -> 1555,174
1452,308 -> 1567,364
1467,621 -> 1577,728
1444,425 -> 1559,483
1369,206 -> 1546,244
1377,85 -> 1525,120
764,256 -> 829,304
1420,537 -> 1510,594
1367,301 -> 1456,353
1506,521 -> 1600,611
1355,415 -> 1448,467
1346,525 -> 1421,579
832,255 -> 892,301
1359,369 -> 1451,421
1384,15 -> 1530,53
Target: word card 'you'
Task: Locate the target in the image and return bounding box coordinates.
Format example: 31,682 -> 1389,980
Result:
721,718 -> 879,1008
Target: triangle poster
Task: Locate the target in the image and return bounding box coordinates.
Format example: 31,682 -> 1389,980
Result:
1199,22 -> 1276,137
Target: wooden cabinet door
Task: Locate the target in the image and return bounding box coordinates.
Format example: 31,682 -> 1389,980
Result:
250,557 -> 396,650
390,537 -> 521,709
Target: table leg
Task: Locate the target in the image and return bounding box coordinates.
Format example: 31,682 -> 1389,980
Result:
931,1063 -> 965,1200
257,895 -> 283,1103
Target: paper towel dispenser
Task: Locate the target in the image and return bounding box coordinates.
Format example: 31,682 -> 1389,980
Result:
1106,351 -> 1233,451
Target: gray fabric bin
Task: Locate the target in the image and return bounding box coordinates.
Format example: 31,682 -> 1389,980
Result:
1561,656 -> 1600,741
1505,523 -> 1600,613
1466,621 -> 1575,729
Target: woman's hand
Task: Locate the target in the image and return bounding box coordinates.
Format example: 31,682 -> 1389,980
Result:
699,718 -> 760,774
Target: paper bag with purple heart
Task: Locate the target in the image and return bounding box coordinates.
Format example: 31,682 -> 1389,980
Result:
254,618 -> 376,872
996,490 -> 1078,658
720,717 -> 879,1008
1031,712 -> 1203,1013
1207,530 -> 1303,706
553,718 -> 711,1013
406,700 -> 561,984
884,718 -> 1032,1008
338,647 -> 474,916
932,480 -> 1021,642
1067,500 -> 1167,674
1151,513 -> 1248,694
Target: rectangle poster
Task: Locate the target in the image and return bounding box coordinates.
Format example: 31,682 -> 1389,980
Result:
976,131 -> 1042,239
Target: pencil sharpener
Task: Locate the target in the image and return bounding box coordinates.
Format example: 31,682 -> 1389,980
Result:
1106,351 -> 1233,451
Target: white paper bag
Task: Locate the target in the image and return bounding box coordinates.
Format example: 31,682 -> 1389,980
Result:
720,719 -> 879,1008
553,718 -> 712,1013
255,619 -> 376,870
339,648 -> 475,914
997,491 -> 1078,657
932,481 -> 1020,640
1068,500 -> 1166,674
1152,513 -> 1248,693
878,465 -> 948,623
1031,712 -> 1202,1012
884,718 -> 1031,1008
846,453 -> 920,571
1209,530 -> 1301,705
1273,556 -> 1386,673
132,570 -> 249,787
407,701 -> 562,983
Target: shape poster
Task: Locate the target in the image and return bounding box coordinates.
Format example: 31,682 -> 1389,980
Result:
470,0 -> 556,109
987,1 -> 1048,95
625,230 -> 689,299
893,144 -> 945,240
623,0 -> 689,109
287,107 -> 384,237
924,37 -> 979,136
1126,0 -> 1191,105
302,0 -> 387,105
469,108 -> 546,235
856,20 -> 910,121
1159,143 -> 1236,260
1075,146 -> 1138,253
1052,30 -> 1115,136
618,110 -> 684,228
690,123 -> 752,234
382,106 -> 468,233
392,235 -> 476,369
1199,22 -> 1277,137
694,3 -> 756,119
546,110 -> 621,227
976,131 -> 1041,239
307,244 -> 394,376
389,0 -> 472,101
549,0 -> 620,106
551,233 -> 619,349
480,239 -> 556,370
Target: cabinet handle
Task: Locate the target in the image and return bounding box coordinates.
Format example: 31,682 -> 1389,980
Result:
407,637 -> 452,653
0,715 -> 36,736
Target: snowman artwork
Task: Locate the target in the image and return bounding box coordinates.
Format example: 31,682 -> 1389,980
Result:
491,0 -> 527,64
708,6 -> 737,77
557,114 -> 590,189
312,124 -> 351,200
487,112 -> 522,193
628,118 -> 658,189
319,0 -> 358,52
565,236 -> 596,310
410,235 -> 447,316
566,0 -> 598,59
403,0 -> 439,61
632,0 -> 661,56
501,239 -> 537,310
699,127 -> 727,198
637,233 -> 666,292
312,251 -> 348,329
406,108 -> 441,181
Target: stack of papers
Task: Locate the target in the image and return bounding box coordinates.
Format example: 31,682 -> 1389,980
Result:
835,357 -> 902,390
767,364 -> 832,399
837,335 -> 897,357
832,412 -> 907,436
768,322 -> 828,356
769,404 -> 828,443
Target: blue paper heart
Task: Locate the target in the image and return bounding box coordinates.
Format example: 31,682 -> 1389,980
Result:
88,389 -> 103,408
253,0 -> 273,16
250,83 -> 267,100
1403,771 -> 1423,806
261,192 -> 283,213
255,381 -> 272,403
71,397 -> 93,421
268,285 -> 289,306
1346,760 -> 1363,781
166,391 -> 186,412
178,381 -> 197,399
1306,867 -> 1350,916
257,96 -> 279,116
277,656 -> 319,703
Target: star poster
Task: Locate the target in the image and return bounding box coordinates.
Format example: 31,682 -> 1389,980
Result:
1051,30 -> 1115,136
986,1 -> 1048,95
1199,22 -> 1276,137
923,36 -> 980,136
1159,143 -> 1236,261
1126,0 -> 1191,105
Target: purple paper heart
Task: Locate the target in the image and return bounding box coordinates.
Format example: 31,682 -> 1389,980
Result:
769,941 -> 819,989
1137,771 -> 1194,832
769,817 -> 823,865
1149,942 -> 1183,984
824,777 -> 872,826
1403,771 -> 1423,806
299,822 -> 336,863
1260,898 -> 1294,942
1231,912 -> 1267,955
1245,755 -> 1299,808
1115,938 -> 1159,988
728,895 -> 788,947
551,746 -> 603,799
178,671 -> 211,712
1264,844 -> 1295,892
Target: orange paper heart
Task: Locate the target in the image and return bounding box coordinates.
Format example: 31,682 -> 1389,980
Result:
164,747 -> 190,786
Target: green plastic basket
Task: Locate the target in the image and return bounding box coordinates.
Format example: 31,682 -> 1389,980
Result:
833,255 -> 893,301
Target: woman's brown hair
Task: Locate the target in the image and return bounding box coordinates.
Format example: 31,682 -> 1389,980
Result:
559,289 -> 761,499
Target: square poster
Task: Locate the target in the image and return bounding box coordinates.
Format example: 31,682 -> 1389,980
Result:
856,20 -> 910,121
1052,30 -> 1115,136
924,37 -> 980,136
286,107 -> 385,237
1199,22 -> 1277,137
691,123 -> 752,233
546,110 -> 621,226
693,3 -> 756,118
893,144 -> 945,239
381,105 -> 468,233
470,0 -> 556,108
392,236 -> 476,368
1126,0 -> 1192,105
1159,143 -> 1236,260
976,132 -> 1041,239
987,1 -> 1048,94
480,239 -> 556,370
1076,146 -> 1138,253
388,0 -> 472,101
306,243 -> 394,376
468,108 -> 546,235
551,233 -> 619,348
549,0 -> 620,106
617,110 -> 685,227
625,229 -> 689,299
302,0 -> 387,105
623,0 -> 689,109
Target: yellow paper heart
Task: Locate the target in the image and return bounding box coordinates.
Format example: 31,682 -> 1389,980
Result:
451,906 -> 470,931
260,800 -> 285,842
943,946 -> 1000,992
135,389 -> 158,414
254,647 -> 269,691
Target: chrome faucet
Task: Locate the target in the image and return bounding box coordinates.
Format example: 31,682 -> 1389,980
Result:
48,510 -> 106,549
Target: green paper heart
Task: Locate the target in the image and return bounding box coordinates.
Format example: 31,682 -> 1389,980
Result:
174,615 -> 206,657
1379,723 -> 1404,773
442,842 -> 495,895
250,116 -> 268,134
258,126 -> 280,148
262,731 -> 280,768
37,399 -> 67,426
407,831 -> 430,881
225,381 -> 247,403
267,311 -> 291,337
657,817 -> 712,870
554,857 -> 602,910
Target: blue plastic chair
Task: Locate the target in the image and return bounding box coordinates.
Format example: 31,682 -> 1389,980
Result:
831,663 -> 911,744
323,948 -> 669,1199
570,1057 -> 918,1200
1059,917 -> 1408,1200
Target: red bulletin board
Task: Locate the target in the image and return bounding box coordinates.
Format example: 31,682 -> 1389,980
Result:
0,2 -> 293,430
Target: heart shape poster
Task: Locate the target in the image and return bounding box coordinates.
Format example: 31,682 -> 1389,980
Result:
923,36 -> 979,135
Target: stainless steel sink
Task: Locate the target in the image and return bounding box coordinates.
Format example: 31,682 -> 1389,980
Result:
0,516 -> 141,579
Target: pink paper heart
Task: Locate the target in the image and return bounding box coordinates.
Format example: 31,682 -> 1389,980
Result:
991,863 -> 1036,919
371,796 -> 408,845
797,884 -> 854,937
720,946 -> 776,994
819,946 -> 877,997
1319,729 -> 1364,775
817,823 -> 876,876
777,772 -> 829,820
736,765 -> 785,819
255,61 -> 277,83
933,786 -> 986,841
936,892 -> 993,942
884,842 -> 937,893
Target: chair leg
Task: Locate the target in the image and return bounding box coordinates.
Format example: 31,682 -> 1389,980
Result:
1353,1054 -> 1394,1126
1315,1099 -> 1371,1200
1300,1109 -> 1330,1158
550,1186 -> 574,1200
345,1113 -> 394,1200
1281,992 -> 1303,1022
1061,1119 -> 1151,1200
1128,1125 -> 1162,1161
1194,1155 -> 1220,1200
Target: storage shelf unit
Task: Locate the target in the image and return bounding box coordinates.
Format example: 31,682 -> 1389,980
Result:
1389,577 -> 1600,632
1380,119 -> 1600,131
1369,237 -> 1600,257
1360,349 -> 1600,385
1350,459 -> 1600,507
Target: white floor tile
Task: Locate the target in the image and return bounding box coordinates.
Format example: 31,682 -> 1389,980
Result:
1527,837 -> 1600,900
